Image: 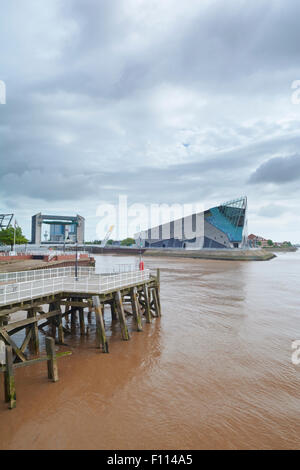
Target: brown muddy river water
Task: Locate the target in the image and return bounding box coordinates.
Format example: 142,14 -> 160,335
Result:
0,252 -> 300,449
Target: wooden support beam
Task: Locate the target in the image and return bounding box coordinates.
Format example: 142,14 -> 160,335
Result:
0,351 -> 71,372
62,325 -> 72,336
92,296 -> 108,353
142,285 -> 152,323
20,329 -> 32,354
4,346 -> 16,409
60,300 -> 90,308
124,309 -> 133,316
5,309 -> 61,333
0,330 -> 26,363
130,287 -> 143,332
114,291 -> 130,341
45,337 -> 58,382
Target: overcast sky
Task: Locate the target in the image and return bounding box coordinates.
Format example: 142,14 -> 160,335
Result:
1,0 -> 300,242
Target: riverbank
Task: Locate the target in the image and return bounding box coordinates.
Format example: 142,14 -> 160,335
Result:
144,248 -> 276,261
0,257 -> 95,273
263,246 -> 297,252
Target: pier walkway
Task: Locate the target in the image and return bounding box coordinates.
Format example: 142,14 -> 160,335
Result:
0,265 -> 161,408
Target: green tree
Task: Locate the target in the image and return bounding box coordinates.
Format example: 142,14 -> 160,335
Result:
107,239 -> 114,245
121,237 -> 135,246
0,226 -> 28,250
267,239 -> 273,246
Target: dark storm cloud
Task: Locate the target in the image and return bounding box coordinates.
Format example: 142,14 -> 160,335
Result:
248,154 -> 300,184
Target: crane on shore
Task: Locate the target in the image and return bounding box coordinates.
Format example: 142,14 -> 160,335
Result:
100,225 -> 114,248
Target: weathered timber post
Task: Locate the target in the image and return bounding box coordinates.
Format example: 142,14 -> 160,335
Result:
45,336 -> 58,382
70,298 -> 78,331
64,298 -> 71,323
142,284 -> 152,323
57,309 -> 64,345
115,291 -> 130,340
4,345 -> 16,409
156,268 -> 161,314
48,303 -> 57,339
152,288 -> 161,318
92,296 -> 109,353
110,301 -> 118,321
79,307 -> 85,336
27,307 -> 40,354
87,303 -> 93,324
51,301 -> 64,344
130,287 -> 143,332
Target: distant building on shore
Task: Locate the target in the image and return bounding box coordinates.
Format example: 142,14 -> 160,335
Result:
248,233 -> 292,248
135,196 -> 248,250
31,213 -> 85,244
248,233 -> 268,248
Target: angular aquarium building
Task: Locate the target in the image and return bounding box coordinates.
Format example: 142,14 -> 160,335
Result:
136,197 -> 248,249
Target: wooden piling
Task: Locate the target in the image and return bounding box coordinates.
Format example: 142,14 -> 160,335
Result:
4,346 -> 16,409
48,303 -> 57,339
64,298 -> 71,323
115,291 -> 130,340
92,296 -> 109,353
130,287 -> 143,332
110,301 -> 118,321
71,306 -> 77,331
87,304 -> 93,324
79,307 -> 85,336
45,336 -> 58,382
142,284 -> 152,323
152,288 -> 161,318
57,312 -> 64,345
27,308 -> 40,354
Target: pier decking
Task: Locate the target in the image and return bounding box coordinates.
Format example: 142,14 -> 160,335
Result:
0,266 -> 161,408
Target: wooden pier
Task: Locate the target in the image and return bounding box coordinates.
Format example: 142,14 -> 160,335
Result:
0,266 -> 161,408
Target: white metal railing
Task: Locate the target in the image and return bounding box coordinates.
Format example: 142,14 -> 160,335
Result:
0,266 -> 95,284
99,263 -> 139,274
0,263 -> 140,285
0,270 -> 150,306
0,248 -> 92,257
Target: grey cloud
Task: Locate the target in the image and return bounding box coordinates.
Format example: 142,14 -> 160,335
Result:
1,0 -> 300,241
248,154 -> 300,184
257,204 -> 288,218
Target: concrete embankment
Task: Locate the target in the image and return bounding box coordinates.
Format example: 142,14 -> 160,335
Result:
263,246 -> 297,253
144,248 -> 276,261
